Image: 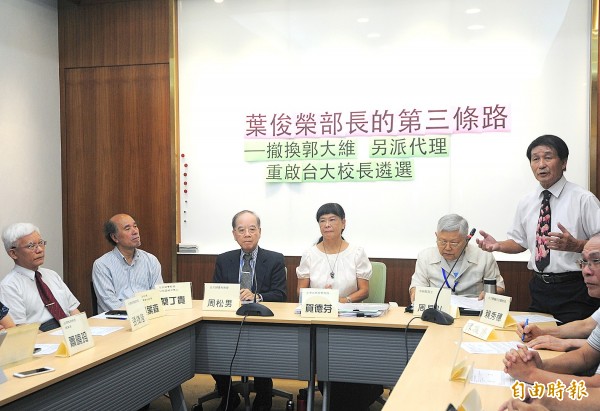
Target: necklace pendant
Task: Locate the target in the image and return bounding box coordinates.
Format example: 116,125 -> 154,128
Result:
330,271 -> 335,279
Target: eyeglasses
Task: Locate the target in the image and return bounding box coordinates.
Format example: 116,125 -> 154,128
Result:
436,239 -> 462,248
235,226 -> 258,235
12,240 -> 47,250
577,259 -> 600,270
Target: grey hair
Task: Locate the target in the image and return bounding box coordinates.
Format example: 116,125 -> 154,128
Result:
436,214 -> 468,236
2,223 -> 40,252
232,210 -> 261,229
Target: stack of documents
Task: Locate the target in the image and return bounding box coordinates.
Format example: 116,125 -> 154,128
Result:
338,303 -> 389,317
294,303 -> 389,317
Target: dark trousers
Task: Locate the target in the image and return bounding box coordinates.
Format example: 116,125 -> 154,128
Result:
318,381 -> 383,411
529,273 -> 600,324
213,374 -> 273,407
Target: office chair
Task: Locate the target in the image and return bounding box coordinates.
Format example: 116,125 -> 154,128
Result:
362,261 -> 386,304
192,377 -> 294,411
90,280 -> 98,316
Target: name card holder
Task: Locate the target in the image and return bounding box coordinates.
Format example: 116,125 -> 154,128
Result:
479,293 -> 516,329
457,388 -> 482,411
414,286 -> 457,318
156,282 -> 193,310
450,330 -> 472,383
135,289 -> 165,319
300,288 -> 338,318
203,283 -> 241,312
463,319 -> 500,341
125,297 -> 149,331
55,312 -> 95,357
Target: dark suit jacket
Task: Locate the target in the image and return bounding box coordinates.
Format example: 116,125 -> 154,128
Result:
213,247 -> 287,302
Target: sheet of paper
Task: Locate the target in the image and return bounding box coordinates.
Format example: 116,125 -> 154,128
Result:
460,341 -> 522,354
512,314 -> 559,324
34,343 -> 60,355
451,295 -> 484,311
470,368 -> 515,387
51,326 -> 123,336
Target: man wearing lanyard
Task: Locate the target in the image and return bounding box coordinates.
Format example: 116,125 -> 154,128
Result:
477,134 -> 600,323
211,210 -> 287,411
409,214 -> 505,303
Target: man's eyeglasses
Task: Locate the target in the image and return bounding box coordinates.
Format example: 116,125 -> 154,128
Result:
436,240 -> 462,248
577,259 -> 600,270
235,226 -> 258,235
12,240 -> 47,250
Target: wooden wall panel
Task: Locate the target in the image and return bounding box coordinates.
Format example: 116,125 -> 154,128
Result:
178,254 -> 532,311
59,0 -> 175,315
63,64 -> 172,314
59,0 -> 170,68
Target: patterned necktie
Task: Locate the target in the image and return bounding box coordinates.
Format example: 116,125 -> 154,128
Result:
34,271 -> 67,321
535,190 -> 552,272
240,253 -> 253,290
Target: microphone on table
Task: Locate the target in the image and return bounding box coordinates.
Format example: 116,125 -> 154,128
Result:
421,228 -> 476,325
236,264 -> 274,317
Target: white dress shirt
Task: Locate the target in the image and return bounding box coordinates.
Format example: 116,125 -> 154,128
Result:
508,176 -> 600,273
0,265 -> 79,325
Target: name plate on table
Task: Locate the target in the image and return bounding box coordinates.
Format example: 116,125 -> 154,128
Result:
125,297 -> 149,331
56,312 -> 95,357
463,319 -> 500,341
203,283 -> 241,312
135,289 -> 165,319
156,282 -> 193,310
300,288 -> 338,318
413,286 -> 453,317
480,293 -> 516,328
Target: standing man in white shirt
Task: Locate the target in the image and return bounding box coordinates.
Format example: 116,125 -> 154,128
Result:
0,223 -> 80,331
477,135 -> 600,323
92,213 -> 163,312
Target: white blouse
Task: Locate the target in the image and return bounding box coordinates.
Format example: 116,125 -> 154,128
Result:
296,243 -> 372,298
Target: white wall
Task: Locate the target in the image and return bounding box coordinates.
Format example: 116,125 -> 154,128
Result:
0,0 -> 62,279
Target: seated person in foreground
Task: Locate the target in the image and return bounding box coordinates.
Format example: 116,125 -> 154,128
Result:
409,213 -> 505,303
0,223 -> 80,331
503,234 -> 600,388
0,300 -> 16,330
212,210 -> 287,411
92,213 -> 163,312
296,202 -> 382,411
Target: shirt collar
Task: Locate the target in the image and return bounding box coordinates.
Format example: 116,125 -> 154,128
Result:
537,175 -> 566,199
239,247 -> 259,261
14,264 -> 36,280
112,246 -> 138,265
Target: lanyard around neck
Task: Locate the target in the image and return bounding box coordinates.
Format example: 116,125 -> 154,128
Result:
441,268 -> 459,292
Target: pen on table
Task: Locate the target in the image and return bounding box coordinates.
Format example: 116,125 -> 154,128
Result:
106,316 -> 127,320
522,318 -> 529,342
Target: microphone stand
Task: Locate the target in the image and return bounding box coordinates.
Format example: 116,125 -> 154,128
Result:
421,228 -> 476,325
236,264 -> 274,317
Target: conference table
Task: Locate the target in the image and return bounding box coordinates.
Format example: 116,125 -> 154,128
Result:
0,301 -> 556,411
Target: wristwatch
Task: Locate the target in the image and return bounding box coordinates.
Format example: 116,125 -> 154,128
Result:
257,294 -> 263,302
346,296 -> 352,303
